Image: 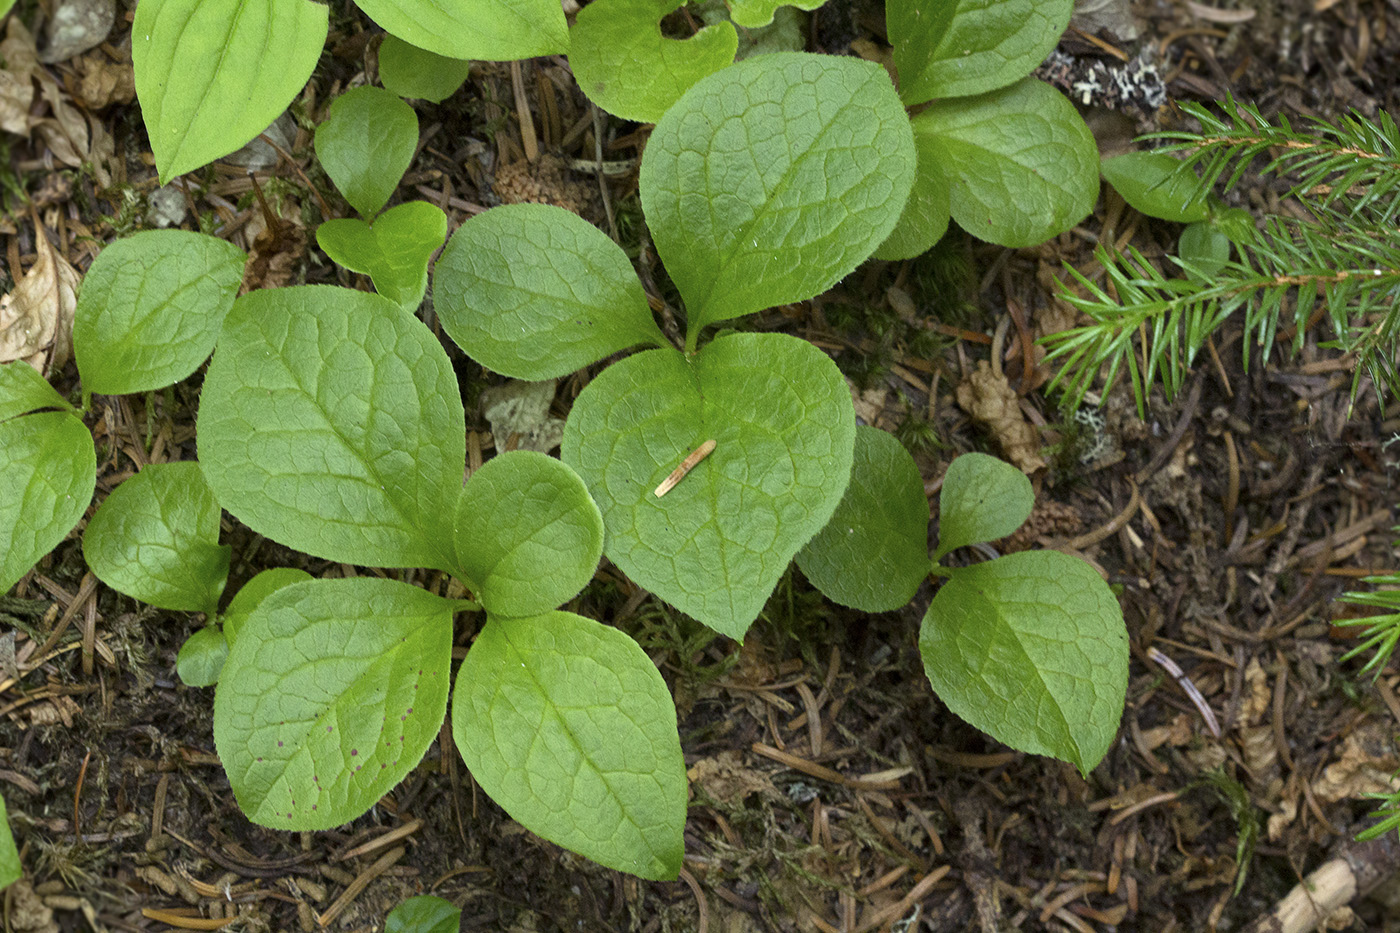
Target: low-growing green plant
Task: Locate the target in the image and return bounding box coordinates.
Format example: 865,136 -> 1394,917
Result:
797,432 -> 1128,771
312,86 -> 447,310
1044,99 -> 1400,414
0,792 -> 18,891
132,0 -> 565,182
568,0 -> 1099,255
1,44 -> 1131,882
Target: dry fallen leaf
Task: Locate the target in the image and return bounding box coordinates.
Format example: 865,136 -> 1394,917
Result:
687,750 -> 776,805
0,221 -> 80,374
0,19 -> 39,135
955,360 -> 1046,472
243,196 -> 307,292
1312,723 -> 1400,804
74,50 -> 135,109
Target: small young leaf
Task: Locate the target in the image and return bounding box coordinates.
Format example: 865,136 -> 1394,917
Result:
888,0 -> 1072,105
919,550 -> 1128,773
221,567 -> 314,647
316,201 -> 447,310
83,461 -> 230,615
353,0 -> 568,61
377,35 -> 471,103
452,611 -> 686,879
569,0 -> 736,123
198,286 -> 465,571
177,625 -> 228,687
385,896 -> 461,933
796,426 -> 928,612
934,452 -> 1033,560
214,577 -> 457,829
0,791 -> 18,890
133,0 -> 329,182
434,204 -> 666,380
729,0 -> 827,28
0,361 -> 73,423
1178,220 -> 1232,278
0,411 -> 96,593
1100,151 -> 1209,224
454,451 -> 603,617
874,133 -> 951,261
315,86 -> 419,219
915,78 -> 1098,248
640,53 -> 915,342
561,333 -> 855,639
73,231 -> 246,396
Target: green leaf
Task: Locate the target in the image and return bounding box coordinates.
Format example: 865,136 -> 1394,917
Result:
796,427 -> 928,612
385,896 -> 461,933
434,204 -> 666,380
352,0 -> 568,60
214,577 -> 457,829
1100,151 -> 1209,224
639,52 -> 915,342
729,0 -> 827,28
177,625 -> 229,687
1178,220 -> 1231,278
377,35 -> 471,103
73,230 -> 246,396
0,361 -> 73,424
888,0 -> 1072,105
454,451 -> 603,617
874,131 -> 951,261
452,611 -> 685,879
915,78 -> 1099,248
316,201 -> 447,310
198,286 -> 465,571
561,333 -> 855,639
569,0 -> 736,123
919,550 -> 1128,773
0,791 -> 18,890
222,567 -> 314,647
315,86 -> 419,219
934,452 -> 1032,561
0,411 -> 96,593
83,462 -> 230,615
133,0 -> 329,183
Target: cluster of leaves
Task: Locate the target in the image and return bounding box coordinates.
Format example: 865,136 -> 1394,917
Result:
0,0 -> 1133,882
1042,99 -> 1400,414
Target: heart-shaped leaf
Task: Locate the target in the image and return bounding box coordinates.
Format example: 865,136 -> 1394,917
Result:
0,360 -> 73,423
920,550 -> 1128,773
352,0 -> 568,61
73,230 -> 246,396
434,203 -> 666,380
454,451 -> 603,617
377,35 -> 471,103
199,286 -> 464,571
453,611 -> 686,879
914,78 -> 1098,248
640,52 -> 915,343
316,201 -> 447,310
796,426 -> 929,612
133,0 -> 328,182
888,0 -> 1073,105
934,452 -> 1033,560
315,86 -> 419,219
569,0 -> 736,123
561,332 -> 854,639
0,411 -> 96,593
83,461 -> 230,615
214,577 -> 457,828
